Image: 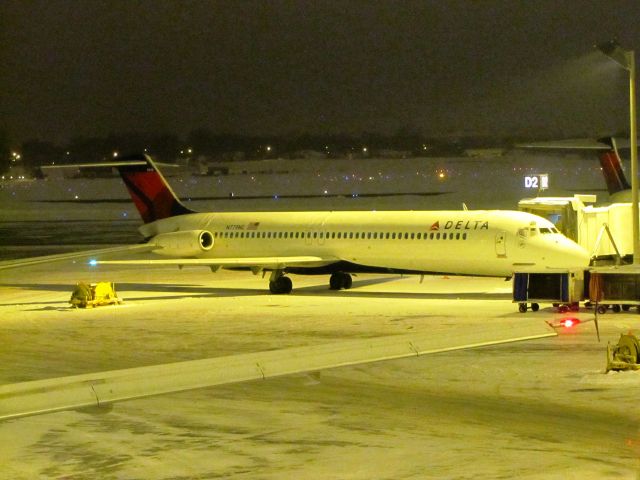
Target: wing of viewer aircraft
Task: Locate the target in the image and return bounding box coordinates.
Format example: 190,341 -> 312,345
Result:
0,319 -> 556,421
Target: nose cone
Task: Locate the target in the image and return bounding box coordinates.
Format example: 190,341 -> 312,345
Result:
550,237 -> 590,269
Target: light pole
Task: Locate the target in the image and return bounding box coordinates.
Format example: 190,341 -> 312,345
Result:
596,40 -> 638,265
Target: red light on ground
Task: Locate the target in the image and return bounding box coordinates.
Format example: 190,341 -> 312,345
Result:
561,318 -> 580,328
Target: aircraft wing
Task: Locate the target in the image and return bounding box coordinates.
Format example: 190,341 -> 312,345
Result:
97,255 -> 338,270
0,320 -> 556,421
0,244 -> 155,271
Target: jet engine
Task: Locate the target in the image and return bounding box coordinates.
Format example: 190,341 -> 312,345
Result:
152,230 -> 214,257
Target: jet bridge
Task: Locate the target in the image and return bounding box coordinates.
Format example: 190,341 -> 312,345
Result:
518,194 -> 632,264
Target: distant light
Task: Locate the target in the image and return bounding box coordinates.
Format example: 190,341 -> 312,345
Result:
266,146 -> 272,152
438,172 -> 445,179
187,148 -> 192,154
113,151 -> 119,158
88,259 -> 98,266
363,147 -> 368,153
323,190 -> 328,194
122,211 -> 128,217
74,195 -> 79,199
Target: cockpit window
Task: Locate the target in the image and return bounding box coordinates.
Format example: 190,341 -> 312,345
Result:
539,227 -> 552,234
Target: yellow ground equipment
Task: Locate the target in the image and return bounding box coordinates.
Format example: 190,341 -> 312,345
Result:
69,282 -> 122,308
606,332 -> 640,373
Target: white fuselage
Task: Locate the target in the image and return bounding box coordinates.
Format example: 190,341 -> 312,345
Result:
139,209 -> 589,277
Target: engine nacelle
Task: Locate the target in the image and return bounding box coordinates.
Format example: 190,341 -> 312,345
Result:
152,230 -> 214,257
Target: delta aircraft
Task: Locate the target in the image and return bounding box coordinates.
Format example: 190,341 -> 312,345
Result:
1,153 -> 581,420
18,153 -> 585,294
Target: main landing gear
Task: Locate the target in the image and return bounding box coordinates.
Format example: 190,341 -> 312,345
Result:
329,272 -> 353,290
269,270 -> 293,294
268,271 -> 354,294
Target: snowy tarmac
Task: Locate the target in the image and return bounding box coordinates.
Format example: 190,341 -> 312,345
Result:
2,262 -> 640,479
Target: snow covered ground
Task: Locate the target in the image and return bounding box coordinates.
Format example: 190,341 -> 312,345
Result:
1,154 -> 638,478
1,262 -> 640,479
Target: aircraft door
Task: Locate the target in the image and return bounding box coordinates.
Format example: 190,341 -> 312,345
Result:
495,231 -> 507,257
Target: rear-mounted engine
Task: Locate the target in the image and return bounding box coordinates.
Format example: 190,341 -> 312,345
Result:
152,230 -> 214,257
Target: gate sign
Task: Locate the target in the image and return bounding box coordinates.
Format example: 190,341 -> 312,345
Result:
524,174 -> 549,191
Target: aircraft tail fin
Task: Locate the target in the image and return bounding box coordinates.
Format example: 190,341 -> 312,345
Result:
116,154 -> 195,223
597,137 -> 631,196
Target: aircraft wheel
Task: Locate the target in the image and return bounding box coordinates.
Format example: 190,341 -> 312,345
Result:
329,272 -> 344,290
622,304 -> 631,312
270,276 -> 293,294
329,272 -> 353,290
531,303 -> 540,312
612,304 -> 622,313
518,303 -> 527,313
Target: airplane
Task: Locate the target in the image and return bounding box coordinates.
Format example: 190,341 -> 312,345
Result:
0,154 -> 575,420
46,153 -> 589,294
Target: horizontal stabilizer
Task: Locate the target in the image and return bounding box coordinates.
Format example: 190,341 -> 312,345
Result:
0,320 -> 556,421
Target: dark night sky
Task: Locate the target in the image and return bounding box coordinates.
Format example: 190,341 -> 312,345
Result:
2,0 -> 640,144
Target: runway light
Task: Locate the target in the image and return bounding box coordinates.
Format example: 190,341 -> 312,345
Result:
561,318 -> 580,328
88,259 -> 98,267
